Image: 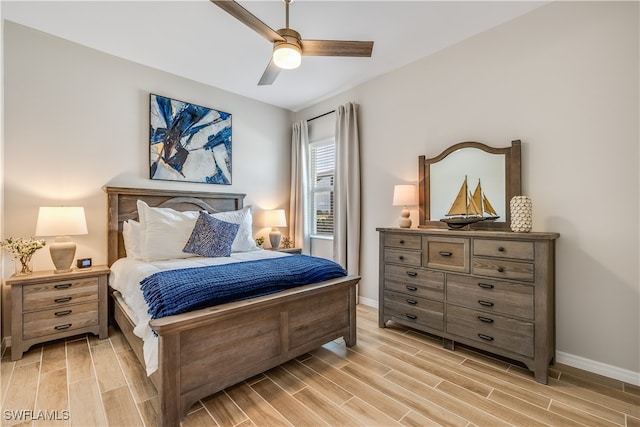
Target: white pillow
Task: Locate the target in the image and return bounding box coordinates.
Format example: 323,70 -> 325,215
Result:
122,220 -> 142,260
211,206 -> 259,252
136,200 -> 200,261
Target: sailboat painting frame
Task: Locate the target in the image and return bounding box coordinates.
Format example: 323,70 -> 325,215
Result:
418,140 -> 522,230
431,150 -> 505,224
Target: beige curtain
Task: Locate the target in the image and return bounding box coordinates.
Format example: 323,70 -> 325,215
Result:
333,102 -> 361,274
289,120 -> 310,254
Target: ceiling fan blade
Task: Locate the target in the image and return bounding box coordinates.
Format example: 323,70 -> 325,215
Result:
210,0 -> 284,43
258,58 -> 281,86
301,40 -> 374,57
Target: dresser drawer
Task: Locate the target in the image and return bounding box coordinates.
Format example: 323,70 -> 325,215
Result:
446,305 -> 533,357
23,277 -> 99,311
384,233 -> 422,250
423,237 -> 470,273
384,248 -> 422,267
472,257 -> 534,282
384,291 -> 444,331
23,301 -> 99,340
473,239 -> 534,261
384,264 -> 444,301
446,274 -> 533,319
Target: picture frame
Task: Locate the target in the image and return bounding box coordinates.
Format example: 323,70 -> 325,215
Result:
149,94 -> 232,184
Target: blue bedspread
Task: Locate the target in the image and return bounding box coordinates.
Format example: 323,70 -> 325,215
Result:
140,255 -> 348,319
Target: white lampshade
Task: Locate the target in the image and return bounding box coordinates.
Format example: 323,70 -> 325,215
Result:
264,209 -> 287,228
36,207 -> 88,236
35,206 -> 88,273
392,185 -> 417,206
264,209 -> 287,250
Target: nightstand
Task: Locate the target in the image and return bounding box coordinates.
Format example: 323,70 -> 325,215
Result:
8,265 -> 110,360
269,247 -> 302,254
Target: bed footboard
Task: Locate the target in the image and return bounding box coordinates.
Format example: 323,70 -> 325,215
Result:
150,276 -> 358,427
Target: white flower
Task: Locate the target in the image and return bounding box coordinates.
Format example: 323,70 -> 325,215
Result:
1,237 -> 46,258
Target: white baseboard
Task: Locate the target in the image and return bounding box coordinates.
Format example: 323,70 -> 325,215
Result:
356,298 -> 639,386
358,296 -> 378,308
556,351 -> 640,386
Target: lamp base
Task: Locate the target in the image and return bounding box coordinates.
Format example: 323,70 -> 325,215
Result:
269,229 -> 282,250
398,207 -> 412,228
50,236 -> 76,274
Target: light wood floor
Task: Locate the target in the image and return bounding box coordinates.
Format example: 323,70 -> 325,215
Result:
2,305 -> 639,427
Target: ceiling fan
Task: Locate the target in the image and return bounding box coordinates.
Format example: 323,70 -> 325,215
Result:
211,0 -> 374,85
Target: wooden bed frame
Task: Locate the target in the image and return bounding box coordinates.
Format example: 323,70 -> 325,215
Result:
104,186 -> 359,426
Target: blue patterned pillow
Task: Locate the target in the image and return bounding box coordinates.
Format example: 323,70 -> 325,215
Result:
183,212 -> 240,257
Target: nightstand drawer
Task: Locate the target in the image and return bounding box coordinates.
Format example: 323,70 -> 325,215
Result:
423,237 -> 470,273
23,277 -> 99,311
473,239 -> 534,261
23,301 -> 99,340
384,234 -> 422,250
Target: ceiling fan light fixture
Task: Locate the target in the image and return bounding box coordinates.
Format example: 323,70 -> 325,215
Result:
273,44 -> 301,69
211,1 -> 373,85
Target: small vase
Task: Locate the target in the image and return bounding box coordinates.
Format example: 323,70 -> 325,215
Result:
510,196 -> 532,232
15,255 -> 34,276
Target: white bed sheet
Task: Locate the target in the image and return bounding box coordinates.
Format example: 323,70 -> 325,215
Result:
109,249 -> 288,375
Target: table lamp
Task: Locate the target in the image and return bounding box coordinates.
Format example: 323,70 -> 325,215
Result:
35,206 -> 88,273
392,185 -> 417,228
264,209 -> 287,250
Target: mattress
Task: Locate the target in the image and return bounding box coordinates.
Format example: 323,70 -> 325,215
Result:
109,249 -> 288,375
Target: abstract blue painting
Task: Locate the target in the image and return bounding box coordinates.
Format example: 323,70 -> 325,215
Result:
149,94 -> 232,184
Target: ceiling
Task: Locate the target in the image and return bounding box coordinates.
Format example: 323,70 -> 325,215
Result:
2,1 -> 547,112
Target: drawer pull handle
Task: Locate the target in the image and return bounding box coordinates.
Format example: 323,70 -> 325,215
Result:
497,267 -> 505,272
498,247 -> 505,252
54,324 -> 72,330
478,283 -> 494,289
478,333 -> 494,341
439,251 -> 452,257
406,271 -> 418,277
399,240 -> 405,244
405,285 -> 418,292
54,297 -> 72,303
405,314 -> 417,320
478,316 -> 494,323
478,300 -> 494,307
54,284 -> 72,289
406,299 -> 418,305
55,310 -> 72,317
398,255 -> 404,260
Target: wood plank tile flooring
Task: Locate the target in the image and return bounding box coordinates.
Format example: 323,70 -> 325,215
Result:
2,305 -> 639,426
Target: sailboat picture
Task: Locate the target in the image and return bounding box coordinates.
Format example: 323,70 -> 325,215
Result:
440,176 -> 500,228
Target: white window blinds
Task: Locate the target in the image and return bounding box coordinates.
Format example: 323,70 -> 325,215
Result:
309,139 -> 335,236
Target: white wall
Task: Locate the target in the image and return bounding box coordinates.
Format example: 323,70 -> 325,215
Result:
296,1 -> 639,382
2,22 -> 294,338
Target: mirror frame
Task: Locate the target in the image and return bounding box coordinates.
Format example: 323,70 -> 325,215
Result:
418,140 -> 521,230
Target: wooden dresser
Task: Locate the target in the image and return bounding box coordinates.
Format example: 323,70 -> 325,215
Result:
8,266 -> 110,360
377,227 -> 559,383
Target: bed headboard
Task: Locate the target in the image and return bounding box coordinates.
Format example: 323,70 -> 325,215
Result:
104,186 -> 246,266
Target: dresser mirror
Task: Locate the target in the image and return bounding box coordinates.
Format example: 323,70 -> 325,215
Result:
418,140 -> 521,230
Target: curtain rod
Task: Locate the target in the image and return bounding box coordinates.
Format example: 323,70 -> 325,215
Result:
307,110 -> 335,122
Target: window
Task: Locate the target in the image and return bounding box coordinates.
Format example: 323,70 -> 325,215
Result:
309,139 -> 335,236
